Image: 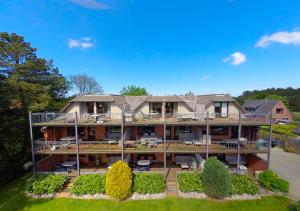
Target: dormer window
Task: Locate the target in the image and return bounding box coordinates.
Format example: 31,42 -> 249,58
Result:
150,102 -> 162,114
214,102 -> 228,117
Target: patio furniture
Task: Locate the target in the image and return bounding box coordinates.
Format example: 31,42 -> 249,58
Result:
60,136 -> 76,141
107,140 -> 119,144
148,139 -> 157,148
192,139 -> 201,146
238,165 -> 248,175
125,140 -> 135,148
184,140 -> 193,145
61,141 -> 70,149
61,161 -> 77,170
181,162 -> 189,170
137,160 -> 151,171
141,138 -> 148,146
140,111 -> 150,120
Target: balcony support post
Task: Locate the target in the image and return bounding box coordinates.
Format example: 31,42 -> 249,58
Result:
121,111 -> 124,161
29,111 -> 36,176
206,111 -> 209,159
267,112 -> 273,169
75,112 -> 80,176
237,111 -> 242,174
163,108 -> 167,179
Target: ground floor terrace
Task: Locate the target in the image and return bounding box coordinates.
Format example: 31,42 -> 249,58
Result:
35,152 -> 268,179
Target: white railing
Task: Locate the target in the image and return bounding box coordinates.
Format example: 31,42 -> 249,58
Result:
31,111 -> 269,124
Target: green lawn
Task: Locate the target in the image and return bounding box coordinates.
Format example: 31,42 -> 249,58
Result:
292,111 -> 300,123
0,174 -> 296,211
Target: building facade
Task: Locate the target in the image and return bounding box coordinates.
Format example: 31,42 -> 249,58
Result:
30,93 -> 271,176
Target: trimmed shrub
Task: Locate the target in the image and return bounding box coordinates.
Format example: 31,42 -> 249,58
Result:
258,170 -> 289,192
202,157 -> 231,199
296,200 -> 300,211
29,174 -> 67,195
177,172 -> 203,193
230,174 -> 258,195
106,161 -> 132,200
71,174 -> 106,195
133,173 -> 165,194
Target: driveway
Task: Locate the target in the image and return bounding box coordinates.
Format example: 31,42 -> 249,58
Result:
259,148 -> 300,200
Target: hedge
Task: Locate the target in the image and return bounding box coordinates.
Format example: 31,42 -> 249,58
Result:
202,157 -> 231,199
230,174 -> 258,195
71,174 -> 106,195
261,125 -> 297,137
177,172 -> 203,193
296,200 -> 300,211
106,161 -> 132,200
28,174 -> 67,195
259,170 -> 289,192
133,173 -> 165,194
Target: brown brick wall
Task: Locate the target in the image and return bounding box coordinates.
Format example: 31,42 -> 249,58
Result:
247,154 -> 267,174
272,101 -> 293,123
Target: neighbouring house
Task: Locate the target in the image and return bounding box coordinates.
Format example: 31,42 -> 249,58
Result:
30,93 -> 270,177
242,99 -> 293,124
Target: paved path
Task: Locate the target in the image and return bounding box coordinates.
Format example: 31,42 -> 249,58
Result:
259,148 -> 300,200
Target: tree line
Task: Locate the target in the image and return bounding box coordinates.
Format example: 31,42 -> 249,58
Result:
0,32 -> 149,185
236,88 -> 300,111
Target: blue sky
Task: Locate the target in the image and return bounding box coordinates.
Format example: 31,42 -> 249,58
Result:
1,0 -> 300,96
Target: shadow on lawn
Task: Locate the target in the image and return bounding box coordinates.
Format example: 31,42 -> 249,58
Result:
0,174 -> 52,211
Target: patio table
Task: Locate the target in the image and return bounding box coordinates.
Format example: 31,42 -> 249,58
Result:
137,160 -> 151,166
61,161 -> 77,168
184,140 -> 193,145
60,136 -> 76,141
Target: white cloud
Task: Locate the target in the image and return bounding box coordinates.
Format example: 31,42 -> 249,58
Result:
222,52 -> 247,65
69,0 -> 109,10
255,30 -> 300,48
68,37 -> 95,49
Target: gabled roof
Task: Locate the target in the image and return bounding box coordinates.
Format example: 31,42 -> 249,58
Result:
71,94 -> 115,102
65,93 -> 241,113
242,99 -> 278,113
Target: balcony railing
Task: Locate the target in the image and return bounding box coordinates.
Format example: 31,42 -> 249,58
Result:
33,139 -> 269,154
31,111 -> 269,124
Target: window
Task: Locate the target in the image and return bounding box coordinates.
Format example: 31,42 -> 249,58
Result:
97,102 -> 110,113
108,126 -> 121,133
87,102 -> 94,113
150,102 -> 162,113
276,108 -> 284,114
67,127 -> 75,136
214,102 -> 228,117
88,127 -> 96,140
177,126 -> 191,133
211,126 -> 228,135
138,126 -> 155,135
165,102 -> 177,114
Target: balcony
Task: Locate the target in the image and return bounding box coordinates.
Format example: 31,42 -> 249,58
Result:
33,139 -> 269,154
31,111 -> 269,126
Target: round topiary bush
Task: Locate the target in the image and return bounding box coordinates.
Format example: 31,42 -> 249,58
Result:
106,161 -> 132,200
202,157 -> 231,199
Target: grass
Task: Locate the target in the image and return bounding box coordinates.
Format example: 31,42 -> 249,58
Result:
0,174 -> 297,211
292,112 -> 300,124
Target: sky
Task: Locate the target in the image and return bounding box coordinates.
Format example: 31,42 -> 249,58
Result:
0,0 -> 300,96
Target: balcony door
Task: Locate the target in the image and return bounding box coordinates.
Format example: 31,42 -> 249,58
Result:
96,102 -> 110,114
150,102 -> 162,114
214,102 -> 228,118
165,102 -> 177,116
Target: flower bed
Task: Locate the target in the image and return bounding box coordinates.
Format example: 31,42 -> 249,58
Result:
230,174 -> 259,195
71,174 -> 106,195
177,172 -> 203,193
258,170 -> 289,193
27,174 -> 67,195
133,172 -> 165,194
